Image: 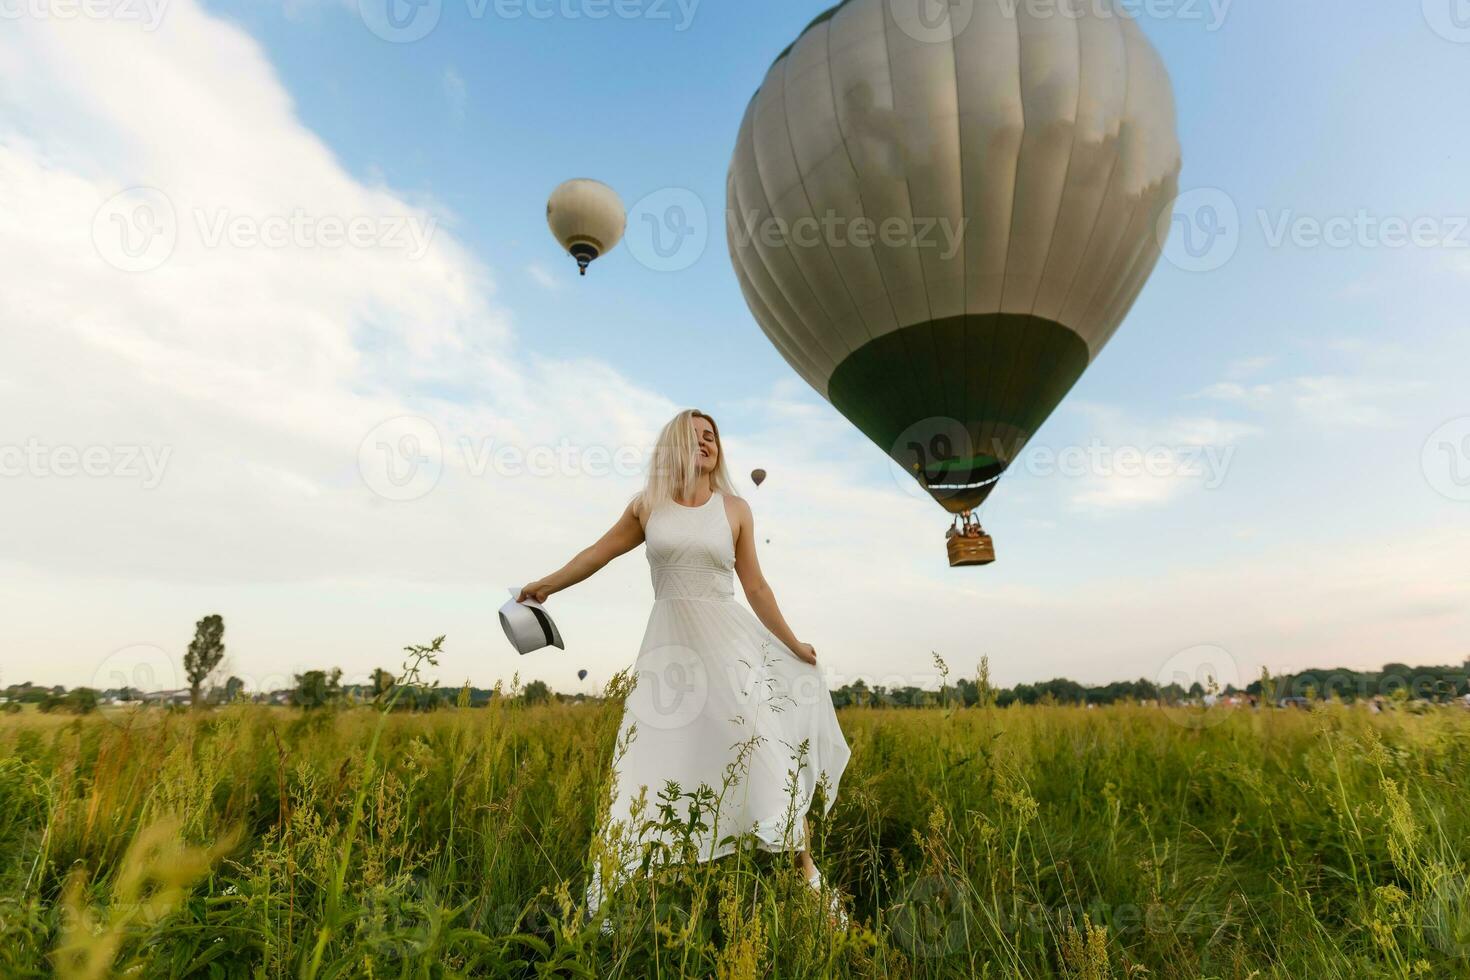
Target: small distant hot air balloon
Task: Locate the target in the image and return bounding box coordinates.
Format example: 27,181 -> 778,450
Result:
727,0 -> 1182,567
547,179 -> 626,276
751,468 -> 767,487
577,669 -> 589,682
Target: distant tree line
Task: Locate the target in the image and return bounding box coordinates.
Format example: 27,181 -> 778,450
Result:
827,660 -> 1470,710
6,610 -> 1466,715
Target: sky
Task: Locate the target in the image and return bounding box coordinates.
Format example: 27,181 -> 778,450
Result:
1,0 -> 1468,698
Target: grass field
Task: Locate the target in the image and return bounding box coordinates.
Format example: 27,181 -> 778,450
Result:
2,671 -> 1469,978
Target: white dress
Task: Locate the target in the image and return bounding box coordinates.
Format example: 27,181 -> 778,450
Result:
594,491 -> 851,885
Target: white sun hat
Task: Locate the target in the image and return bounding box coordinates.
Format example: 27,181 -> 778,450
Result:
498,588 -> 565,655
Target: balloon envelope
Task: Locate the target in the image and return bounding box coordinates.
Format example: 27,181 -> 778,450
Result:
577,669 -> 589,682
548,179 -> 626,275
751,468 -> 767,487
727,0 -> 1181,514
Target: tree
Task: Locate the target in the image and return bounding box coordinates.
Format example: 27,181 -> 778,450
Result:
224,676 -> 245,703
294,668 -> 343,710
184,614 -> 226,708
371,668 -> 396,700
522,680 -> 551,706
38,688 -> 97,714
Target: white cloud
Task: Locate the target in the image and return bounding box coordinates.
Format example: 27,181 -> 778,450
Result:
0,5 -> 679,686
1225,355 -> 1276,379
527,262 -> 562,290
1046,405 -> 1257,513
1193,371 -> 1422,431
1288,376 -> 1423,430
442,66 -> 467,124
1192,381 -> 1275,408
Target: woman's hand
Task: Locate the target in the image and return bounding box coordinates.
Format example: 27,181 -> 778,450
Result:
517,580 -> 554,603
793,642 -> 818,666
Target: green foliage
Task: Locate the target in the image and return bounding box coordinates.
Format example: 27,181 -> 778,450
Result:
371,668 -> 396,700
183,614 -> 226,708
293,668 -> 343,710
36,689 -> 97,715
2,651 -> 1470,977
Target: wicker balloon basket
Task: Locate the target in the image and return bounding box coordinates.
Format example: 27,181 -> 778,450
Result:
946,514 -> 996,567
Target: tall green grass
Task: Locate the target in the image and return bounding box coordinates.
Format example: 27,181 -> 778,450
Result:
1,671 -> 1467,977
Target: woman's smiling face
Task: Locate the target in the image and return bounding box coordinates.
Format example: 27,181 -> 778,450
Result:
693,414 -> 718,474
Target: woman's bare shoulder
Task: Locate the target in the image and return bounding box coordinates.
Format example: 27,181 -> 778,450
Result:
626,492 -> 651,527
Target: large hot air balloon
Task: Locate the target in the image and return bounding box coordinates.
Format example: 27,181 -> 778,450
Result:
577,669 -> 589,682
727,0 -> 1181,566
751,468 -> 768,487
548,179 -> 626,276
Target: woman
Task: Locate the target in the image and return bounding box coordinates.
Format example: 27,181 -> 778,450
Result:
517,409 -> 850,924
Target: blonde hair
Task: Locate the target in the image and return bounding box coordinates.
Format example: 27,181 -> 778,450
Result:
635,409 -> 738,516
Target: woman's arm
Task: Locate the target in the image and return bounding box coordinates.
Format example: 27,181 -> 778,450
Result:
518,498 -> 645,603
729,496 -> 818,666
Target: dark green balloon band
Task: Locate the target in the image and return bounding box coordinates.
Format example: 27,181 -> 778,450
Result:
826,313 -> 1090,513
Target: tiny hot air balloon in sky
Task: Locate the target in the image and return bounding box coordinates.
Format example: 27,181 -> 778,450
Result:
751,468 -> 767,487
577,669 -> 589,682
547,179 -> 626,276
727,0 -> 1182,567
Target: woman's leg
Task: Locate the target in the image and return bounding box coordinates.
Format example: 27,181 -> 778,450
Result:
795,817 -> 818,881
795,817 -> 848,927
